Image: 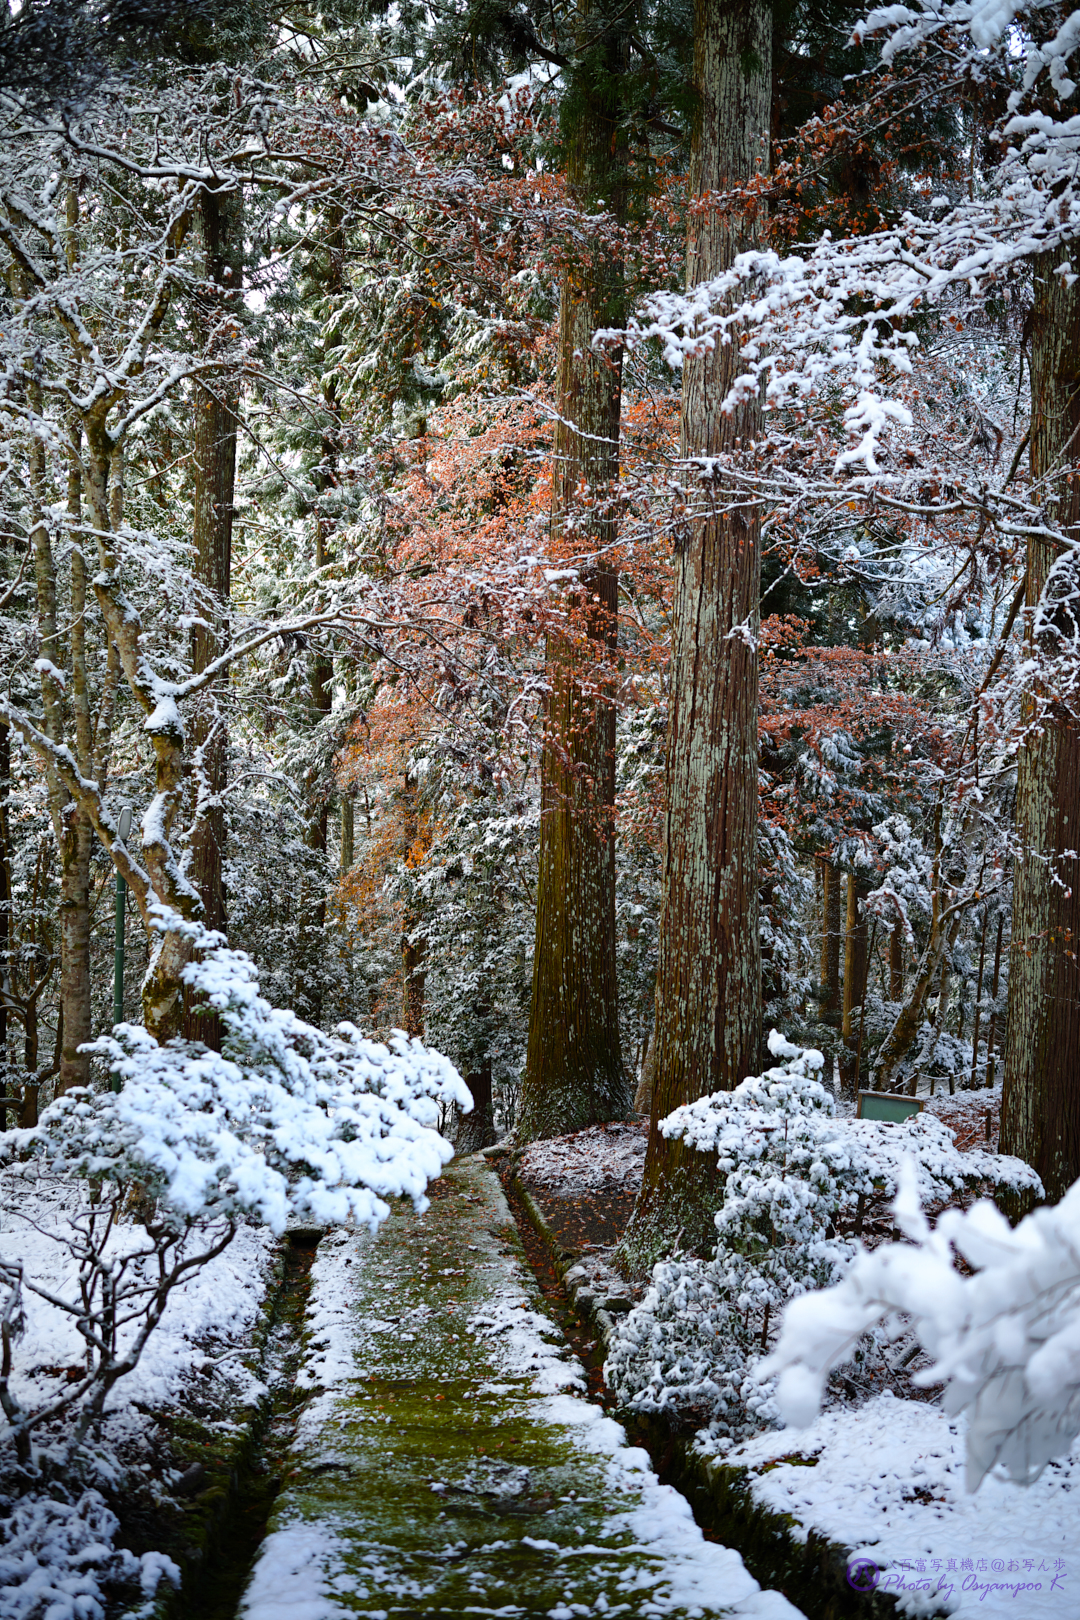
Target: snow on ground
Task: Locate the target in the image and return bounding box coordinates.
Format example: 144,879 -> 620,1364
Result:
517,1119 -> 648,1193
716,1393 -> 1075,1619
0,1163 -> 277,1620
0,1162 -> 274,1424
925,1083 -> 1002,1153
243,1156 -> 804,1619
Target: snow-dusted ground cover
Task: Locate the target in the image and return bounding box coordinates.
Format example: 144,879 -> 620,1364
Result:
0,1164 -> 275,1419
0,1163 -> 278,1620
713,1396 -> 1075,1620
0,920 -> 473,1620
518,1121 -> 648,1195
241,1155 -> 805,1619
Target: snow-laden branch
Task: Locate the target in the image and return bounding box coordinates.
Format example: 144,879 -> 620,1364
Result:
598,2 -> 1080,476
764,1160 -> 1080,1492
0,908 -> 471,1457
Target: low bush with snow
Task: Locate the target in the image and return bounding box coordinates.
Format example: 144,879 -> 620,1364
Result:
765,1159 -> 1080,1492
0,910 -> 470,1469
605,1033 -> 1041,1437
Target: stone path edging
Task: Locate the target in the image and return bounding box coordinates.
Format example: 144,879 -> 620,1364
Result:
507,1169 -> 942,1620
237,1155 -> 803,1620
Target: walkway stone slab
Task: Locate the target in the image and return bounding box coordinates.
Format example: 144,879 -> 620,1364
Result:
239,1157 -> 803,1620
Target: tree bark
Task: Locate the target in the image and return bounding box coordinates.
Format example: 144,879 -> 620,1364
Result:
819,853 -> 842,1020
1001,253 -> 1080,1206
618,0 -> 772,1268
401,769 -> 426,1040
184,184 -> 241,1046
516,6 -> 631,1142
840,872 -> 869,1094
889,919 -> 904,1002
985,912 -> 1005,1088
454,1046 -> 496,1154
0,724 -> 9,1078
27,376 -> 94,1095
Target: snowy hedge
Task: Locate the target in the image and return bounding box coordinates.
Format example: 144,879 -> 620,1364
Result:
605,1033 -> 1041,1436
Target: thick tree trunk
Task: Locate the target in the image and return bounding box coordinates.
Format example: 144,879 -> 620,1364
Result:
1001,255 -> 1080,1206
516,10 -> 630,1142
619,0 -> 772,1268
840,872 -> 869,1094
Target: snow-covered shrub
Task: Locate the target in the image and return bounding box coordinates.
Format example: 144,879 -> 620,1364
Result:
606,1032 -> 1040,1435
764,1160 -> 1080,1493
0,1485 -> 178,1620
0,908 -> 469,1465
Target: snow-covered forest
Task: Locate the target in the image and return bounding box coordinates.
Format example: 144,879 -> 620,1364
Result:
2,0 -> 1080,1615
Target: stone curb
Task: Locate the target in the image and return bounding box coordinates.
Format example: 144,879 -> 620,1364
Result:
508,1171 -> 943,1620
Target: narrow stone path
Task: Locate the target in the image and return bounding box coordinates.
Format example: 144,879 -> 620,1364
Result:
238,1157 -> 803,1620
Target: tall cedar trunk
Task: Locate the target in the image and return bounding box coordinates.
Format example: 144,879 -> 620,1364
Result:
1000,255 -> 1080,1205
401,770 -> 426,1040
304,212 -> 345,954
840,872 -> 869,1094
818,853 -> 842,1021
185,185 -> 241,1046
515,10 -> 630,1141
619,0 -> 772,1266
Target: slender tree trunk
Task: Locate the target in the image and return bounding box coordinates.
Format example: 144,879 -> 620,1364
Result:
516,7 -> 630,1141
340,796 -> 355,874
970,910 -> 988,1089
819,854 -> 842,1022
985,912 -> 1005,1088
401,769 -> 426,1040
188,186 -> 241,916
889,919 -> 904,1001
27,377 -> 94,1094
1001,255 -> 1080,1206
185,185 -> 241,1045
840,872 -> 869,1093
0,724 -> 9,1080
619,0 -> 772,1267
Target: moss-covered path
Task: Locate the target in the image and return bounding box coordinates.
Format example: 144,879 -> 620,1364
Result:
237,1156 -> 802,1620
